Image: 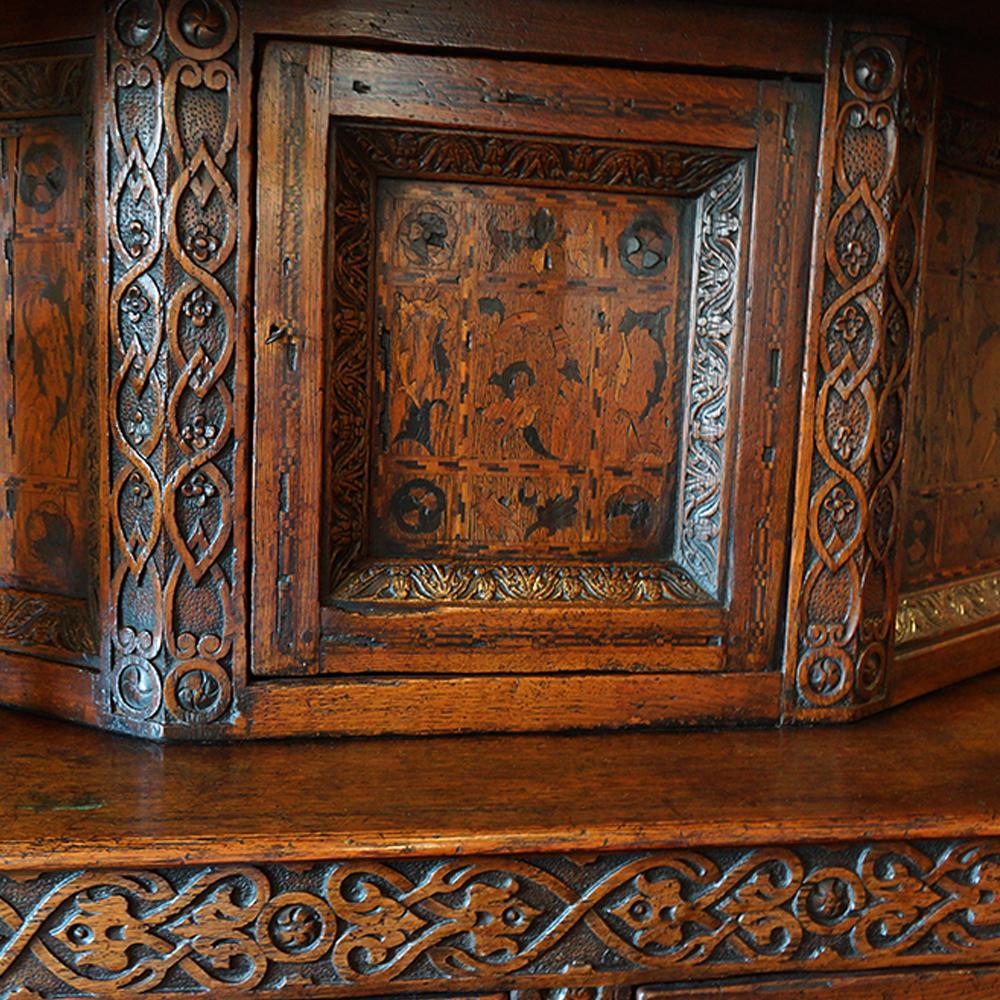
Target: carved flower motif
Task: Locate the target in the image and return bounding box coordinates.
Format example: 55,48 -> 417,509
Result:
181,413 -> 218,451
181,471 -> 217,507
609,874 -> 718,951
807,877 -> 852,922
824,486 -> 857,524
128,471 -> 151,500
183,287 -> 214,328
832,423 -> 855,459
833,304 -> 864,342
126,219 -> 151,259
184,222 -> 220,263
124,284 -> 150,324
269,904 -> 324,953
840,239 -> 869,279
55,895 -> 171,972
129,409 -> 147,446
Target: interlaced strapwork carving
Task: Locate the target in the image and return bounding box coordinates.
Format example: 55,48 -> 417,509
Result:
786,31 -> 936,716
106,0 -> 239,729
0,841 -> 998,996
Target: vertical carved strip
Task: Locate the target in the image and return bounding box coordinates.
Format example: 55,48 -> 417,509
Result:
678,163 -> 745,595
784,28 -> 936,718
106,0 -> 239,730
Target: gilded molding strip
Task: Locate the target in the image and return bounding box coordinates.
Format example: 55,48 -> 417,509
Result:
333,560 -> 712,605
784,29 -> 936,716
105,0 -> 240,729
0,841 -> 999,996
896,571 -> 1000,645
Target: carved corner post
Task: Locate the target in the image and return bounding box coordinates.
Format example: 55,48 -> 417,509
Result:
100,0 -> 246,737
782,24 -> 938,721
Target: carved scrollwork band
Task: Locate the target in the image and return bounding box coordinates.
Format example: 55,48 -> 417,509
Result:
333,561 -> 711,605
785,30 -> 936,715
0,840 -> 999,997
896,571 -> 1000,645
0,54 -> 90,118
105,0 -> 239,729
937,101 -> 1000,178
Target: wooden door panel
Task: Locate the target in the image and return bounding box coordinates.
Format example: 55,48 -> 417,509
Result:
253,42 -> 821,694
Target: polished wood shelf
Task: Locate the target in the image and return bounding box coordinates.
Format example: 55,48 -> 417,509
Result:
3,670 -> 998,872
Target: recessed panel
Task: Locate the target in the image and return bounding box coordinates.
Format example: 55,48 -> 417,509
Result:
372,179 -> 686,562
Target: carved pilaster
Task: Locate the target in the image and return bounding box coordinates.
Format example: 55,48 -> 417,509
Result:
103,0 -> 242,734
783,28 -> 937,719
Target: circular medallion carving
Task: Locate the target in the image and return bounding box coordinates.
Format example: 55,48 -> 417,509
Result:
398,203 -> 453,267
165,0 -> 237,60
114,656 -> 162,720
257,893 -> 334,962
843,40 -> 901,103
113,0 -> 162,53
797,646 -> 851,707
164,659 -> 230,725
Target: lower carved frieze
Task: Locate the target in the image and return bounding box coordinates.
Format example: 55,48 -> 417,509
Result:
1,840 -> 999,997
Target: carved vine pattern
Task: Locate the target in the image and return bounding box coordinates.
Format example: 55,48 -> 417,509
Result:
789,34 -> 935,712
106,0 -> 238,727
0,841 -> 999,996
896,571 -> 1000,645
679,165 -> 744,594
327,126 -> 743,605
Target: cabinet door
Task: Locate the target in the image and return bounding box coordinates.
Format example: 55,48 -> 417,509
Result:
251,41 -> 820,729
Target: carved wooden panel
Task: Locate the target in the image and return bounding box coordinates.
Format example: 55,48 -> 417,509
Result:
783,30 -> 937,718
103,0 -> 244,734
0,51 -> 97,662
1,840 -> 1000,997
898,103 -> 1000,646
325,126 -> 746,608
254,41 -> 820,704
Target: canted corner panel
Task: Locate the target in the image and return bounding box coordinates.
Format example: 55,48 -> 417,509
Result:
783,29 -> 938,719
1,840 -> 1000,997
895,101 -> 1000,651
104,0 -> 243,734
324,125 -> 748,609
0,48 -> 99,666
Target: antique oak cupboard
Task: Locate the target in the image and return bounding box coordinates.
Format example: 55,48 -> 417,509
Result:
0,0 -> 999,997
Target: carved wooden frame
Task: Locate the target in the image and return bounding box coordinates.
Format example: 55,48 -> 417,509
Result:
323,124 -> 747,608
1,839 -> 1000,997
